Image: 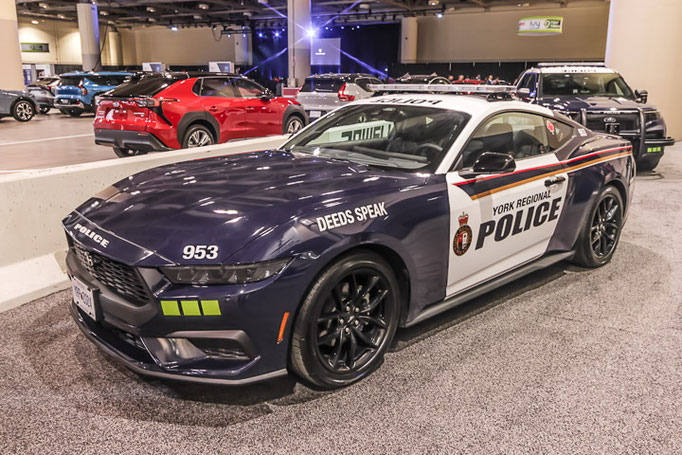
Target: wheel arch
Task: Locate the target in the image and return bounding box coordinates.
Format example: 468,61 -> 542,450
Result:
282,105 -> 308,134
295,242 -> 412,328
11,96 -> 37,111
604,178 -> 628,213
177,112 -> 220,144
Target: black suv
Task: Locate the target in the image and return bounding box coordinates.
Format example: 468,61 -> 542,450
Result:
516,63 -> 674,170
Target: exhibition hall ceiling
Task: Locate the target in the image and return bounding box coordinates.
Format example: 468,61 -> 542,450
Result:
15,0 -> 603,27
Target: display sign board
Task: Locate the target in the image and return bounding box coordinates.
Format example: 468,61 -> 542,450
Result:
209,61 -> 234,73
311,38 -> 341,66
21,42 -> 49,52
518,16 -> 563,36
142,62 -> 167,72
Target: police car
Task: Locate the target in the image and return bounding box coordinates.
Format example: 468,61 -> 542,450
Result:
63,84 -> 634,388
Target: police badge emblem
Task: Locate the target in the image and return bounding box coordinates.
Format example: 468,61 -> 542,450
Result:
453,212 -> 473,256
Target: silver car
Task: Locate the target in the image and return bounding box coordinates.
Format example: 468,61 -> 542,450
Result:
0,89 -> 37,122
296,73 -> 383,121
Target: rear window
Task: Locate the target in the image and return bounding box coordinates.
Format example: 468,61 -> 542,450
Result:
300,78 -> 344,93
86,75 -> 129,86
105,76 -> 180,97
59,76 -> 84,86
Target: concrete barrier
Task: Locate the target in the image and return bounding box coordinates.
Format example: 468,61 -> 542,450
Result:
0,135 -> 287,312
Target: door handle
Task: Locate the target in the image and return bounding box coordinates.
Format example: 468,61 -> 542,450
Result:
544,175 -> 566,187
208,106 -> 219,112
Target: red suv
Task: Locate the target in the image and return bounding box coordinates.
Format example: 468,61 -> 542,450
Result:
94,72 -> 307,157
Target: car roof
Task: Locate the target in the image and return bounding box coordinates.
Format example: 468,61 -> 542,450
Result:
354,94 -> 553,118
60,71 -> 133,77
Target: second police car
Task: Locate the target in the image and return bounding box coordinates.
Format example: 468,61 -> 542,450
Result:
63,84 -> 634,388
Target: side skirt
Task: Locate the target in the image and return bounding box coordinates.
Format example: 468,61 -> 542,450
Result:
404,251 -> 574,328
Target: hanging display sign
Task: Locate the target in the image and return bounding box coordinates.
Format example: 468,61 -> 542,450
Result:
518,16 -> 563,36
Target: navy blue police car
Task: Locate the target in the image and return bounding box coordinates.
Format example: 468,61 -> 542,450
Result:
63,85 -> 634,388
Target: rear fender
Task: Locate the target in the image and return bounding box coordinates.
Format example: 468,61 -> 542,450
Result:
177,112 -> 221,143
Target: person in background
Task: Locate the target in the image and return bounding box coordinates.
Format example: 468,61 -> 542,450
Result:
475,74 -> 482,81
457,75 -> 465,82
486,75 -> 494,85
448,75 -> 455,82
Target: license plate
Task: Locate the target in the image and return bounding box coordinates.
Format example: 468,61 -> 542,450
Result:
310,110 -> 322,118
72,276 -> 98,321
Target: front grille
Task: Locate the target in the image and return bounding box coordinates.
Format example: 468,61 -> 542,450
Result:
585,112 -> 639,132
73,243 -> 149,305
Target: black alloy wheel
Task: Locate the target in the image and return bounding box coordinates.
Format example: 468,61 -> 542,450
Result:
573,185 -> 624,268
291,251 -> 400,388
12,100 -> 35,122
38,105 -> 51,114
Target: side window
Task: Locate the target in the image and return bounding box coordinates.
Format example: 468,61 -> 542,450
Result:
545,118 -> 574,150
459,112 -> 554,169
200,78 -> 237,97
516,74 -> 530,89
234,79 -> 264,98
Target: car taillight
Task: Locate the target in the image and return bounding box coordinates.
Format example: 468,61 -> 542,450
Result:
78,81 -> 87,96
338,83 -> 355,102
133,97 -> 178,107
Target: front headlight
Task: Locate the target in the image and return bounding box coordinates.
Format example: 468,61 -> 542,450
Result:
161,258 -> 291,285
644,110 -> 660,124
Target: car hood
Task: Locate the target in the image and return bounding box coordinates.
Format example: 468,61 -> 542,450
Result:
538,95 -> 643,111
73,150 -> 417,264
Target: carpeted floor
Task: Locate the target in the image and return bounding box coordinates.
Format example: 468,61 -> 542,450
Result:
1,146 -> 680,454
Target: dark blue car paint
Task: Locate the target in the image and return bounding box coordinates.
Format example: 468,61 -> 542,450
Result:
63,121 -> 633,383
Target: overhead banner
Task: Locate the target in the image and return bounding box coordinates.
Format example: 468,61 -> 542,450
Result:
518,16 -> 563,36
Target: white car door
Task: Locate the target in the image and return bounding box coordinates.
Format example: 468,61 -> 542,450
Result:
444,112 -> 569,297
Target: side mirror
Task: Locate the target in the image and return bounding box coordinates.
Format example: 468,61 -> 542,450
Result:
635,89 -> 648,103
261,88 -> 274,101
460,152 -> 515,178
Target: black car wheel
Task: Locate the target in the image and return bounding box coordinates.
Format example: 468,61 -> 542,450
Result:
182,124 -> 215,148
12,100 -> 35,122
573,185 -> 624,268
284,115 -> 304,135
290,251 -> 400,388
113,147 -> 146,158
67,109 -> 83,118
38,105 -> 51,115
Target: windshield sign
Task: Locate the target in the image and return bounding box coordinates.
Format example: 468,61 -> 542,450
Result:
283,104 -> 470,172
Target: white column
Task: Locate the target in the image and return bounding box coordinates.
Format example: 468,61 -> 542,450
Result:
605,0 -> 682,138
77,1 -> 101,71
234,32 -> 251,66
106,30 -> 122,66
287,0 -> 311,87
0,0 -> 24,90
400,17 -> 418,64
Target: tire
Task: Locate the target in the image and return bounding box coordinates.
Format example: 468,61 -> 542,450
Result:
290,251 -> 401,389
113,147 -> 145,158
182,124 -> 215,148
636,157 -> 660,172
67,109 -> 83,118
283,115 -> 304,135
58,109 -> 68,116
38,105 -> 51,115
12,100 -> 35,122
572,185 -> 624,268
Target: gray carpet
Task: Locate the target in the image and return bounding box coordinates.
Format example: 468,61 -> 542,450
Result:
1,146 -> 681,454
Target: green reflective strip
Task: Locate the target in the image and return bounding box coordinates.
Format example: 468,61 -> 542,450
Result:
161,300 -> 181,316
181,300 -> 201,316
647,146 -> 662,153
201,300 -> 221,316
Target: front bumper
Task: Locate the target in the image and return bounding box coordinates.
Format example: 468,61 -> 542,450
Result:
95,128 -> 171,152
70,302 -> 287,385
63,232 -> 301,384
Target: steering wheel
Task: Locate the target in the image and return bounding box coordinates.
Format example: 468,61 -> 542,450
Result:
415,143 -> 443,160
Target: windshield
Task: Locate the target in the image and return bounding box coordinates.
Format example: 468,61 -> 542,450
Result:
300,78 -> 344,93
283,103 -> 470,172
542,72 -> 634,98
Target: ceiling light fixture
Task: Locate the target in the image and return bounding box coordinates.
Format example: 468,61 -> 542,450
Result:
38,2 -> 48,9
31,19 -> 39,24
100,11 -> 108,15
198,3 -> 209,9
146,6 -> 156,13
